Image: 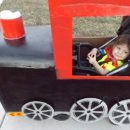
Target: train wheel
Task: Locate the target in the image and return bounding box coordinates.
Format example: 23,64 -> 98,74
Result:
21,101 -> 54,121
70,98 -> 108,123
109,99 -> 130,126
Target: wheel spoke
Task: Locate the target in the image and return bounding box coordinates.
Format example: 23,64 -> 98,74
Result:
32,114 -> 37,119
128,116 -> 130,122
113,114 -> 124,119
24,107 -> 35,112
90,113 -> 98,120
88,101 -> 92,110
124,103 -> 129,111
85,114 -> 89,122
41,110 -> 52,113
25,112 -> 35,115
77,113 -> 86,119
114,109 -> 125,114
41,112 -> 50,117
92,103 -> 102,111
120,116 -> 127,124
38,114 -> 44,120
32,103 -> 38,111
39,104 -> 45,111
72,110 -> 85,113
77,102 -> 87,110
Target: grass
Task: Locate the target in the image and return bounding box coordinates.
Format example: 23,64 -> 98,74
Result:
0,0 -> 50,25
0,0 -> 122,37
73,16 -> 121,37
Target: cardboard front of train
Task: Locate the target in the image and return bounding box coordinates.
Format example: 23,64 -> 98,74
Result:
48,0 -> 130,80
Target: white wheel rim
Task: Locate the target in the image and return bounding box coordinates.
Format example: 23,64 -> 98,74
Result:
109,99 -> 130,126
21,101 -> 54,121
70,98 -> 108,123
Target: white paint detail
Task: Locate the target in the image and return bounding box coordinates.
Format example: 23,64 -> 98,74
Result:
109,99 -> 130,126
70,98 -> 108,123
21,101 -> 54,121
0,102 -> 6,127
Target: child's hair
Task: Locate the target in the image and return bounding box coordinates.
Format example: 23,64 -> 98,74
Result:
113,34 -> 130,51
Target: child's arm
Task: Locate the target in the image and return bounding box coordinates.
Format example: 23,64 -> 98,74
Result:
87,54 -> 108,75
92,61 -> 109,75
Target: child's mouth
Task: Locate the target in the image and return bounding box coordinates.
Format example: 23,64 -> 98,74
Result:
115,54 -> 122,59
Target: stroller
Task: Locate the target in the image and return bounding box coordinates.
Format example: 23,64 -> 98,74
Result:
73,16 -> 130,76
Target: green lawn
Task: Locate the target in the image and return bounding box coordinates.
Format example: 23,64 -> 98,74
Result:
0,0 -> 122,37
0,0 -> 50,25
73,16 -> 121,37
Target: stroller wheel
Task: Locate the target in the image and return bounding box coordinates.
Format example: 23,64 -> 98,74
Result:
70,98 -> 108,123
21,101 -> 54,121
109,99 -> 130,126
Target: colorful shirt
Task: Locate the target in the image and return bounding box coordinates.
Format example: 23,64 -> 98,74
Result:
97,48 -> 123,72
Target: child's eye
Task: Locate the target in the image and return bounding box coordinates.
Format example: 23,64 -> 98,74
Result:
117,47 -> 121,50
124,52 -> 128,54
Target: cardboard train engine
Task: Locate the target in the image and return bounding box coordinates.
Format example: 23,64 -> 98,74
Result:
1,0 -> 130,126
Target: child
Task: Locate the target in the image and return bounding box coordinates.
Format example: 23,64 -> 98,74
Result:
87,35 -> 130,75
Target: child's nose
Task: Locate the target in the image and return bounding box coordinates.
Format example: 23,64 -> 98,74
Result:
118,49 -> 123,54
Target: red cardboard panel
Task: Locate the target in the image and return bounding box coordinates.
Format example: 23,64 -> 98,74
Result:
49,0 -> 130,80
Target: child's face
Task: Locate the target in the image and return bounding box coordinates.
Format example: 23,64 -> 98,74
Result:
112,44 -> 130,60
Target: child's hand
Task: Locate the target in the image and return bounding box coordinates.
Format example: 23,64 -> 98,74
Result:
87,54 -> 97,64
87,48 -> 97,64
87,48 -> 98,58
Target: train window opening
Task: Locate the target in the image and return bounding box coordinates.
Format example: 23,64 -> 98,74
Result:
72,16 -> 130,77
